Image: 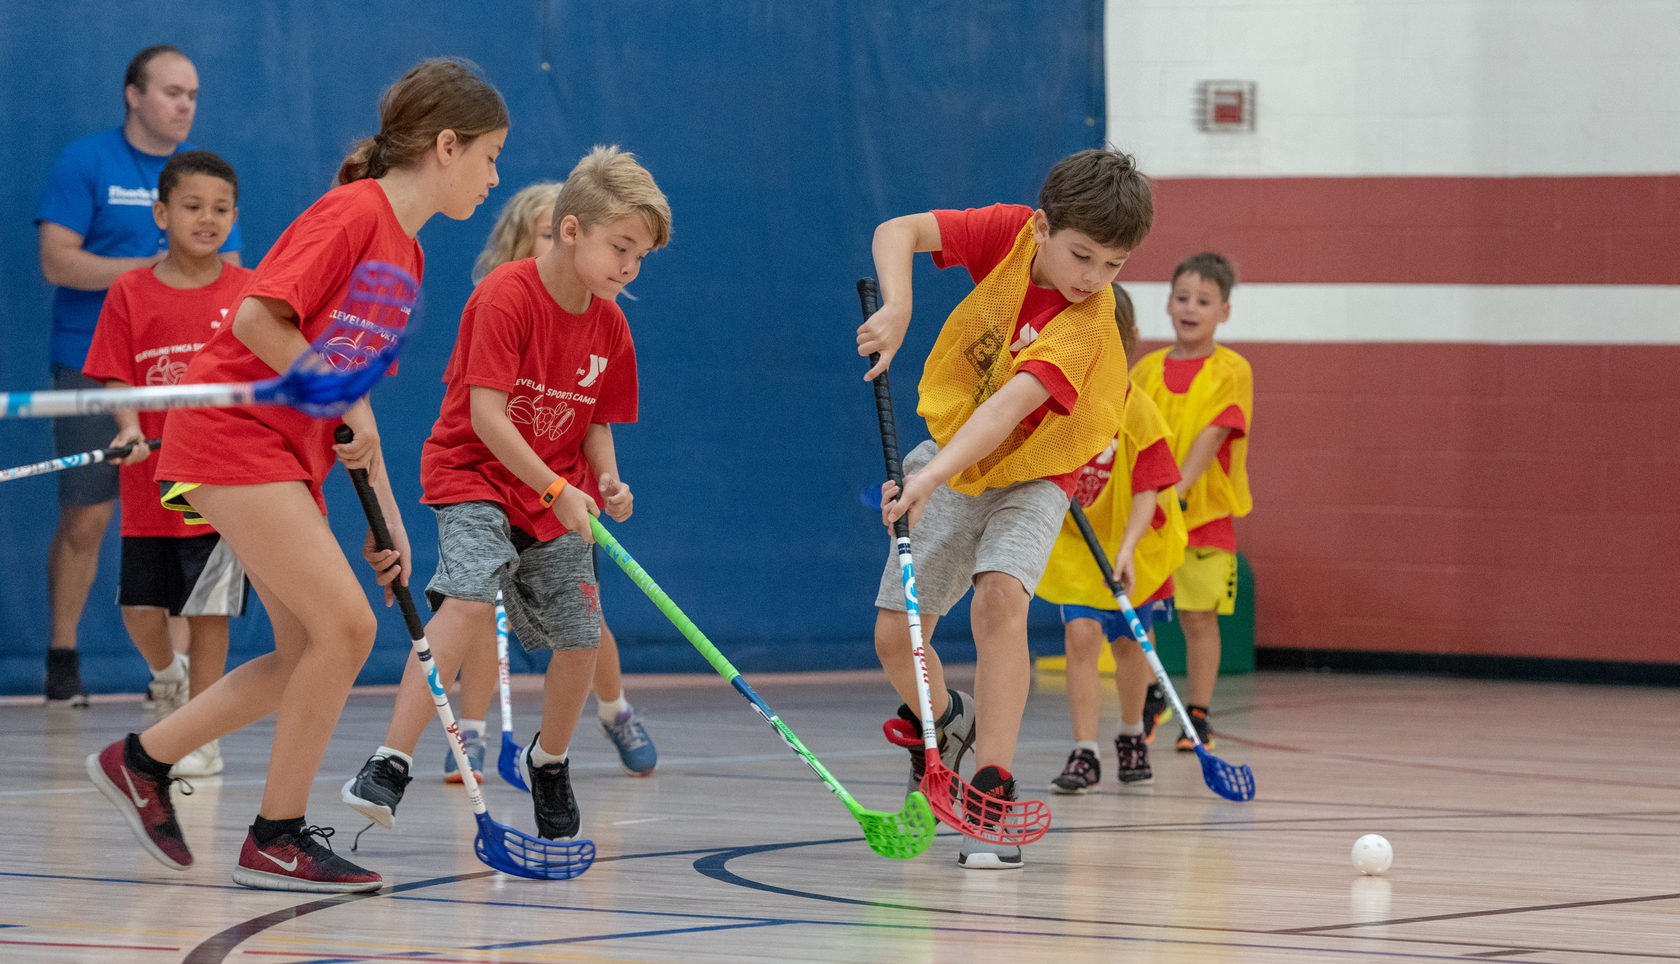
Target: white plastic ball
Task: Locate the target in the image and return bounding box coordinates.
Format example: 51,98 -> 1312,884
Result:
1351,834 -> 1393,875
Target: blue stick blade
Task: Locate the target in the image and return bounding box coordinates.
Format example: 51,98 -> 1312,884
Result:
474,812 -> 594,879
1196,746 -> 1257,801
498,735 -> 530,793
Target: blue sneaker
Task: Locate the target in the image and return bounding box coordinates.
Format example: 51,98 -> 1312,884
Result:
442,731 -> 485,785
600,708 -> 657,775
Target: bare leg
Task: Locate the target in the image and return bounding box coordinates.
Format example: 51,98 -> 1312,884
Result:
121,606 -> 177,672
168,615 -> 190,657
1114,630 -> 1154,726
873,607 -> 946,719
47,501 -> 115,650
184,615 -> 230,699
592,619 -> 622,703
381,598 -> 495,753
138,481 -> 375,820
1179,609 -> 1222,708
452,608 -> 499,723
536,648 -> 598,756
1062,618 -> 1106,743
969,570 -> 1031,771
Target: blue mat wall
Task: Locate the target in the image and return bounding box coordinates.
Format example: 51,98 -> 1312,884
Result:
0,0 -> 1105,694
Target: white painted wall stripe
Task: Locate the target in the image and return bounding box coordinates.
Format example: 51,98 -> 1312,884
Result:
1125,283 -> 1680,345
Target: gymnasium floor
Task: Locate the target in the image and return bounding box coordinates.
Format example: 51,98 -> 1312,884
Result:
5,667 -> 1677,963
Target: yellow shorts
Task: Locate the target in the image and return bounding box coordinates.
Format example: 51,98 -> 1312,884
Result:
1174,547 -> 1238,615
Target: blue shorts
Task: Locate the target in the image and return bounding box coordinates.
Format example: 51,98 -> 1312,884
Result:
1059,599 -> 1174,643
51,363 -> 119,507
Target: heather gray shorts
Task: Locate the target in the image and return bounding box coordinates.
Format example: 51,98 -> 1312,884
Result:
425,501 -> 601,653
873,439 -> 1068,617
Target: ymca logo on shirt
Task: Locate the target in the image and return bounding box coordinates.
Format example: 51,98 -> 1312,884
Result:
576,355 -> 608,388
1009,322 -> 1039,353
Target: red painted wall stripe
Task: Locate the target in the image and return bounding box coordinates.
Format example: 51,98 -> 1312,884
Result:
1125,176 -> 1680,285
1183,340 -> 1680,666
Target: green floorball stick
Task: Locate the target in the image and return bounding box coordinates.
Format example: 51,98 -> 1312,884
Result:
588,516 -> 937,859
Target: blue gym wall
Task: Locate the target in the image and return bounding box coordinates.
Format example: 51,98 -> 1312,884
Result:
0,1 -> 1105,694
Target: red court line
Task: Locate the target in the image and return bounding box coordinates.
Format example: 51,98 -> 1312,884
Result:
1125,175 -> 1680,285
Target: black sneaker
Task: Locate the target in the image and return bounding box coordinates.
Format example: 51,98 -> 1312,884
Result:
1115,732 -> 1154,784
233,825 -> 382,893
881,689 -> 976,796
340,754 -> 412,829
1050,747 -> 1101,794
526,735 -> 581,840
1141,683 -> 1170,744
46,649 -> 89,707
1176,706 -> 1214,752
957,765 -> 1023,870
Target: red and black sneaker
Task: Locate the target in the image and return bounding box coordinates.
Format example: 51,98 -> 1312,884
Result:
85,737 -> 193,870
881,690 -> 976,796
232,825 -> 382,893
957,765 -> 1024,870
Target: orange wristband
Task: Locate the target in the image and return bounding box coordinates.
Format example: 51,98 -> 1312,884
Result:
540,477 -> 568,507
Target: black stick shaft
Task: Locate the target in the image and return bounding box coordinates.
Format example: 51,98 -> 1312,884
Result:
1067,500 -> 1124,595
857,278 -> 909,540
333,424 -> 425,640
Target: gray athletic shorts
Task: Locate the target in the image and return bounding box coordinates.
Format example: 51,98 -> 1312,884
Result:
424,500 -> 601,653
51,363 -> 119,507
873,439 -> 1069,616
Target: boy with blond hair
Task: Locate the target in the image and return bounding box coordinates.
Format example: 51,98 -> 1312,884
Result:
344,146 -> 670,845
1130,252 -> 1253,751
858,147 -> 1153,869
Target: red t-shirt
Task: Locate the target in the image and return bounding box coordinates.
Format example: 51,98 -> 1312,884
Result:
931,203 -> 1092,493
155,179 -> 423,510
420,259 -> 638,541
84,263 -> 254,536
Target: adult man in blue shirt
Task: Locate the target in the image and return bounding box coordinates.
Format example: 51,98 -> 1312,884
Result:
35,44 -> 243,705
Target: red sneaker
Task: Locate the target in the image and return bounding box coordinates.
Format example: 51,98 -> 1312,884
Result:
85,737 -> 192,870
232,826 -> 382,893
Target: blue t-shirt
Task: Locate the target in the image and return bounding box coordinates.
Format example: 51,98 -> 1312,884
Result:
35,127 -> 244,368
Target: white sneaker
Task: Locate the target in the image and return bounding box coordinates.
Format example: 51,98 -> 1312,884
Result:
147,654 -> 190,718
171,740 -> 222,777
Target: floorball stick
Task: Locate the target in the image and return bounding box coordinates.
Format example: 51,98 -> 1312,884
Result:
0,438 -> 160,482
1066,500 -> 1255,801
857,277 -> 1051,845
0,261 -> 416,419
493,592 -> 531,792
588,516 -> 936,860
337,426 -> 594,879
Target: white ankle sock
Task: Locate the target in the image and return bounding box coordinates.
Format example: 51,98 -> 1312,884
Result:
151,654 -> 187,682
528,738 -> 568,767
375,746 -> 414,769
1117,720 -> 1145,737
1074,740 -> 1100,753
597,696 -> 630,722
458,719 -> 485,739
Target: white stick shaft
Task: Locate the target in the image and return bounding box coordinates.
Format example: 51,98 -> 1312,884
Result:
411,632 -> 491,815
894,536 -> 941,754
0,381 -> 256,418
494,593 -> 515,736
1114,591 -> 1202,750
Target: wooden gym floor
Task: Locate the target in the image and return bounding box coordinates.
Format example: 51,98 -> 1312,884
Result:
3,666 -> 1677,963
